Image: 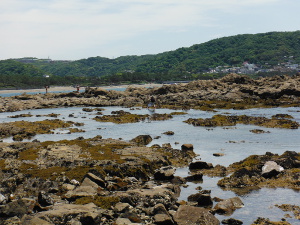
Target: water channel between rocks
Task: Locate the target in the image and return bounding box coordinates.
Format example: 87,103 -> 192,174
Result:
1,105 -> 299,224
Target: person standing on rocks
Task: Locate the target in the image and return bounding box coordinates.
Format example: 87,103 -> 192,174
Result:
44,85 -> 49,94
148,95 -> 156,109
76,85 -> 80,93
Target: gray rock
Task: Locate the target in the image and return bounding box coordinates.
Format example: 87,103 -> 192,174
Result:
213,197 -> 244,215
0,193 -> 6,204
173,205 -> 219,225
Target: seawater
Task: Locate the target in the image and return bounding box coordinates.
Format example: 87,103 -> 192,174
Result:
0,87 -> 126,97
0,105 -> 299,224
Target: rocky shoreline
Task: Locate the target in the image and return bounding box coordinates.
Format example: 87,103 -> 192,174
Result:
0,73 -> 300,224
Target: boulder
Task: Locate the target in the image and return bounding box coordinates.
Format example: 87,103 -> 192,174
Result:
63,185 -> 98,200
154,214 -> 175,225
221,218 -> 243,225
189,161 -> 213,170
154,166 -> 176,180
185,173 -> 203,182
113,202 -> 131,213
261,161 -> 284,178
173,205 -> 219,225
213,197 -> 244,215
38,191 -> 54,207
0,198 -> 36,217
81,172 -> 106,188
21,203 -> 103,224
187,192 -> 213,207
153,203 -> 169,215
181,144 -> 194,152
130,135 -> 153,146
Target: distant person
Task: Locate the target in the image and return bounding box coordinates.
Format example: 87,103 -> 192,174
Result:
148,95 -> 156,108
76,85 -> 80,93
44,85 -> 49,94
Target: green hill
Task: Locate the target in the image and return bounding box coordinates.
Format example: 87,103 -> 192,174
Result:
1,31 -> 300,87
41,31 -> 300,77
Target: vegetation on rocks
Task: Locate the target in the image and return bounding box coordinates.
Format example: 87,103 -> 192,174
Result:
0,119 -> 80,140
184,114 -> 299,129
217,151 -> 300,192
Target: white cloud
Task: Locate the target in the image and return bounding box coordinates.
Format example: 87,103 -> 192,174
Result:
0,0 -> 297,60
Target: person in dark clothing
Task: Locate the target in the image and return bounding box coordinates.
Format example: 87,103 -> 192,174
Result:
148,96 -> 156,108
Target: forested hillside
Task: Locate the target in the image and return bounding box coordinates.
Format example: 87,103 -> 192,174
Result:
1,31 -> 300,88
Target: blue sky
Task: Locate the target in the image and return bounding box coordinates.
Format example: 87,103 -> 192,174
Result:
1,0 -> 299,60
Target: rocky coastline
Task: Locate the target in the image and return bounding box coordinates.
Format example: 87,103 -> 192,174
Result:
0,73 -> 300,224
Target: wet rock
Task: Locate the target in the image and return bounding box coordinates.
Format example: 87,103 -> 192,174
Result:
189,161 -> 213,170
250,129 -> 270,134
213,197 -> 244,215
163,131 -> 175,135
185,173 -> 203,182
130,135 -> 153,146
173,205 -> 219,225
187,192 -> 213,208
261,161 -> 284,178
221,218 -> 243,224
154,166 -> 176,180
251,217 -> 291,225
181,144 -> 194,152
213,153 -> 225,157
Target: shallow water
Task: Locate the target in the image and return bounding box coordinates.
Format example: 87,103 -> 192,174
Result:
0,106 -> 300,224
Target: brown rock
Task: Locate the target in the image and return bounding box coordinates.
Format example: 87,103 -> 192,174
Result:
173,205 -> 219,225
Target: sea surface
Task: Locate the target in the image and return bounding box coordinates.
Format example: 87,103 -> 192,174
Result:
0,87 -> 126,98
0,103 -> 299,223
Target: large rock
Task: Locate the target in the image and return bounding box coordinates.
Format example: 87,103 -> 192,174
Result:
81,172 -> 106,188
0,198 -> 36,217
154,166 -> 176,180
181,144 -> 194,152
21,203 -> 104,224
187,192 -> 213,207
189,161 -> 213,170
213,197 -> 244,215
154,213 -> 175,225
130,135 -> 153,146
261,161 -> 284,178
63,185 -> 98,200
173,205 -> 219,225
